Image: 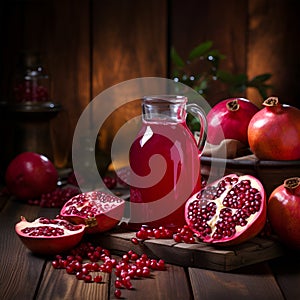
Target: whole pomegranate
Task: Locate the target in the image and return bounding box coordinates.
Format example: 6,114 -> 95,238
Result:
185,174 -> 266,246
15,216 -> 85,255
207,98 -> 259,146
5,152 -> 58,200
248,97 -> 300,160
60,191 -> 125,234
268,177 -> 300,249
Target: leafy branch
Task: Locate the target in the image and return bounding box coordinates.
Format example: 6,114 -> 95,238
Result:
171,41 -> 273,99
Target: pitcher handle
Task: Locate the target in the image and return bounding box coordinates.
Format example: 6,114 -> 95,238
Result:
186,103 -> 207,152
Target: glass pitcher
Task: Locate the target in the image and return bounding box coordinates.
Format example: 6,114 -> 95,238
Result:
128,95 -> 207,231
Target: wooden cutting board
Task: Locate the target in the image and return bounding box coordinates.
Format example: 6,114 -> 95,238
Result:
90,229 -> 284,272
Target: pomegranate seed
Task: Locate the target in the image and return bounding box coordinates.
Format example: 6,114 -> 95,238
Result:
123,278 -> 133,290
84,274 -> 92,282
66,265 -> 75,274
131,237 -> 139,244
130,252 -> 139,261
114,289 -> 122,298
136,229 -> 147,240
76,271 -> 84,280
157,259 -> 166,270
136,268 -> 143,277
93,275 -> 102,283
115,279 -> 123,288
142,266 -> 151,277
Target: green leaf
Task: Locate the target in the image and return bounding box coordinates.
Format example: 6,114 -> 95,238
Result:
188,41 -> 213,61
231,73 -> 248,85
206,49 -> 226,60
197,80 -> 208,91
216,70 -> 235,83
248,73 -> 272,84
171,47 -> 185,68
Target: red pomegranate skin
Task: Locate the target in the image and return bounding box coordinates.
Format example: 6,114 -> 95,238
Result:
248,97 -> 300,160
268,178 -> 300,249
5,152 -> 58,200
207,98 -> 259,145
15,216 -> 85,255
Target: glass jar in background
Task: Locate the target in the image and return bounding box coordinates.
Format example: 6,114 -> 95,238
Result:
5,52 -> 65,168
13,52 -> 50,103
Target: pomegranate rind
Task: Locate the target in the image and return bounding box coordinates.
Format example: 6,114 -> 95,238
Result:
5,152 -> 58,200
185,174 -> 267,246
248,97 -> 300,160
15,217 -> 85,255
207,98 -> 259,146
267,178 -> 300,249
60,191 -> 125,234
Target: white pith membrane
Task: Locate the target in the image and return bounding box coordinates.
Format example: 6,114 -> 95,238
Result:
16,217 -> 85,238
187,175 -> 264,242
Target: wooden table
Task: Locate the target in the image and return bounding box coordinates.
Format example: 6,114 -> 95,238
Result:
1,193 -> 300,300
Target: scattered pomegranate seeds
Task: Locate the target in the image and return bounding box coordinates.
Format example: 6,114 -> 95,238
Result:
27,186 -> 80,208
173,225 -> 196,244
133,224 -> 197,244
51,241 -> 166,296
135,225 -> 173,241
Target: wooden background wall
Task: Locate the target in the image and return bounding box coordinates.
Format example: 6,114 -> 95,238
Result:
0,0 -> 299,172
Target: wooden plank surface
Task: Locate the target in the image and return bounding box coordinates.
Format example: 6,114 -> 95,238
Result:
0,197 -> 299,300
36,262 -> 110,300
0,199 -> 44,300
109,263 -> 191,300
189,262 -> 284,300
90,229 -> 284,272
269,254 -> 300,300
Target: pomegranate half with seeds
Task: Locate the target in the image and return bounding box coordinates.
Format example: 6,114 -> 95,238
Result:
185,174 -> 267,246
15,216 -> 85,255
60,191 -> 125,234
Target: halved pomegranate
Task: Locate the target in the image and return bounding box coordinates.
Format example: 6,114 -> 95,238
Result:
60,191 -> 125,234
185,174 -> 266,246
15,216 -> 85,255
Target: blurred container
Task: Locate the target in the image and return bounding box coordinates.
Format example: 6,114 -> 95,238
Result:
1,52 -> 62,173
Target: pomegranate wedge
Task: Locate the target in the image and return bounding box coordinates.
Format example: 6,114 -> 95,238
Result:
185,174 -> 267,246
60,191 -> 125,234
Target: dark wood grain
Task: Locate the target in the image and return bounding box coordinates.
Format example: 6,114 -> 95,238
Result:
189,262 -> 284,300
1,0 -> 299,174
270,255 -> 300,300
43,0 -> 91,168
109,263 -> 191,300
247,0 -> 300,107
0,199 -> 43,300
170,0 -> 248,105
0,0 -> 91,169
92,0 -> 168,156
36,262 -> 110,300
1,195 -> 300,299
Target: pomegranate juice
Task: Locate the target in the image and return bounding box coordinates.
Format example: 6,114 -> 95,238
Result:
128,121 -> 201,231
